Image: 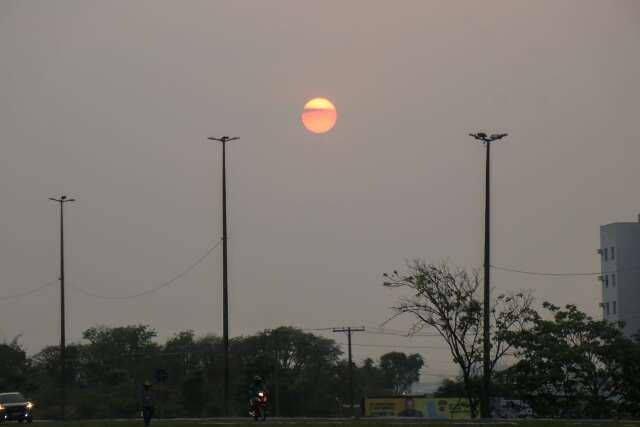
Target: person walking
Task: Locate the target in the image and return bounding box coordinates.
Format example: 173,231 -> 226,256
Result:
141,381 -> 155,426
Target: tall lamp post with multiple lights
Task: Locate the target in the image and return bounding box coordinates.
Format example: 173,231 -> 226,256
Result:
469,132 -> 507,418
48,195 -> 75,420
207,136 -> 238,416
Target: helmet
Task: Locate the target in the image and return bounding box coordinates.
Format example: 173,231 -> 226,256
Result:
143,380 -> 152,387
253,375 -> 262,382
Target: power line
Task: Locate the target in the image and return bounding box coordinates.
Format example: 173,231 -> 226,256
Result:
421,373 -> 454,378
491,264 -> 640,277
365,325 -> 433,335
338,342 -> 451,350
360,330 -> 441,338
423,364 -> 460,369
304,326 -> 440,337
337,341 -> 517,357
421,368 -> 460,374
0,279 -> 58,302
69,239 -> 222,300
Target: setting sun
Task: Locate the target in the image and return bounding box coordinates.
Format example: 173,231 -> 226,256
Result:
302,97 -> 336,134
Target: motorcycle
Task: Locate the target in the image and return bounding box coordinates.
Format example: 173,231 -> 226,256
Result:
249,391 -> 268,421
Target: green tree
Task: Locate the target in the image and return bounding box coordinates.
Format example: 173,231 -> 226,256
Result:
0,337 -> 31,391
384,260 -> 536,417
161,330 -> 225,416
502,302 -> 630,418
182,370 -> 205,414
29,343 -> 85,418
357,358 -> 387,397
231,326 -> 342,416
78,325 -> 161,417
193,335 -> 223,415
619,334 -> 640,417
435,374 -> 514,400
379,352 -> 424,394
435,378 -> 474,397
15,324 -> 425,418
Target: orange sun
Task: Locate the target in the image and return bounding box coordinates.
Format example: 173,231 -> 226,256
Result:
302,97 -> 336,134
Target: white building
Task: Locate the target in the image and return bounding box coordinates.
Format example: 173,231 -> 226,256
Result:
599,217 -> 640,338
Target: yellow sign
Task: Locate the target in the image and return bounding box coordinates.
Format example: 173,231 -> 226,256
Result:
364,397 -> 471,419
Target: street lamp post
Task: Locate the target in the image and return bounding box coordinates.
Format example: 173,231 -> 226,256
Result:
48,195 -> 75,420
207,136 -> 238,416
469,132 -> 507,418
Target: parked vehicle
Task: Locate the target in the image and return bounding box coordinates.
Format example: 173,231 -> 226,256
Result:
0,392 -> 33,424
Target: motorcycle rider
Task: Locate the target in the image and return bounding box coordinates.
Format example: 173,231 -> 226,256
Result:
248,375 -> 267,416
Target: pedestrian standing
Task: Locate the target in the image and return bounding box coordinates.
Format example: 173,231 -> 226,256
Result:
141,381 -> 155,426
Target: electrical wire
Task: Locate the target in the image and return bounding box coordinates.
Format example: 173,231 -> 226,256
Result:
69,239 -> 222,300
340,343 -> 451,350
0,279 -> 58,302
491,264 -> 640,277
303,326 -> 440,337
365,326 -> 430,335
421,368 -> 460,373
334,341 -> 518,357
420,373 -> 453,378
361,329 -> 441,338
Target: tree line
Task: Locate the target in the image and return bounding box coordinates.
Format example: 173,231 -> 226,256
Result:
0,326 -> 423,418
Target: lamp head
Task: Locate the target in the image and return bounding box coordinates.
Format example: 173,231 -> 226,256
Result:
469,131 -> 508,144
490,133 -> 508,141
207,136 -> 239,143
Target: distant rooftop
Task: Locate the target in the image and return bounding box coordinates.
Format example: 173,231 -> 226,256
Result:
603,214 -> 640,226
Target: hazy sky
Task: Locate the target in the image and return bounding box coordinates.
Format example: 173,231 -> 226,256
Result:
1,1 -> 639,383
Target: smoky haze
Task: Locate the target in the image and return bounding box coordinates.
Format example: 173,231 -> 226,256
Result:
1,0 -> 639,382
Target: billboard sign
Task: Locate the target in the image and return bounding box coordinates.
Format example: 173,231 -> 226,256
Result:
364,396 -> 471,419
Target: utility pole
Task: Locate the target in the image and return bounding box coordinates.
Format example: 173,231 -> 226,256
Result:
333,327 -> 365,415
469,132 -> 507,418
264,328 -> 282,417
48,195 -> 75,420
274,346 -> 281,417
207,136 -> 238,416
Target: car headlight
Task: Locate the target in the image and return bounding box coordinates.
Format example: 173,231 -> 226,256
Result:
26,402 -> 33,410
0,404 -> 4,410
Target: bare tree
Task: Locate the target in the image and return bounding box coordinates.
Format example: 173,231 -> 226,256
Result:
383,260 -> 535,417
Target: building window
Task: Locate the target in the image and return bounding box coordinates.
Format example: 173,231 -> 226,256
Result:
613,301 -> 617,314
604,248 -> 608,261
605,275 -> 609,288
612,274 -> 616,287
611,247 -> 615,260
606,302 -> 610,315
